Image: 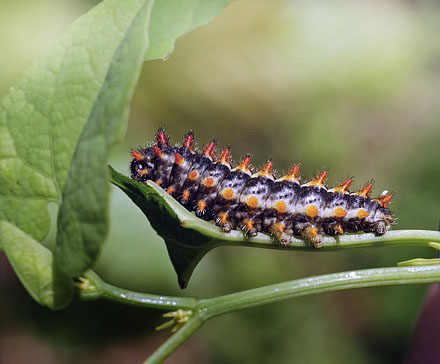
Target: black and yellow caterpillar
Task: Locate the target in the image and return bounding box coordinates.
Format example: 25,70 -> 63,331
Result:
130,128 -> 394,247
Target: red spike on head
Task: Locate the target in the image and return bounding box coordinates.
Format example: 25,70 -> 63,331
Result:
131,150 -> 143,161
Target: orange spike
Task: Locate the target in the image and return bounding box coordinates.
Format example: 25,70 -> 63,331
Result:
277,164 -> 300,182
218,148 -> 231,165
259,160 -> 273,176
174,152 -> 184,166
307,171 -> 327,187
357,183 -> 373,198
340,178 -> 352,192
304,171 -> 327,188
332,178 -> 352,194
378,194 -> 393,208
203,141 -> 216,158
153,146 -> 163,158
156,127 -> 169,146
237,155 -> 252,170
289,165 -> 300,178
183,131 -> 194,152
131,150 -> 143,161
316,171 -> 327,185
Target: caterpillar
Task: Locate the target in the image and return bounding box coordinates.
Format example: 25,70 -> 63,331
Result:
130,128 -> 395,247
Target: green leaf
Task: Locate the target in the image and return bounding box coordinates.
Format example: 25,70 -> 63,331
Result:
55,0 -> 154,276
144,0 -> 233,61
109,166 -> 440,288
0,221 -> 72,309
0,0 -> 153,306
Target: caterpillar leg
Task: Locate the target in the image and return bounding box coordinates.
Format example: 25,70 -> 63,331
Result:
239,218 -> 258,237
296,224 -> 324,248
269,222 -> 293,246
215,211 -> 234,233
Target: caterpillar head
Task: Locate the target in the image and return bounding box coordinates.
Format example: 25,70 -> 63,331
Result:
130,149 -> 155,182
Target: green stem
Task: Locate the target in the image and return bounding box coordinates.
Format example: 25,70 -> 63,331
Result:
80,270 -> 197,310
145,264 -> 440,361
143,316 -> 204,364
221,229 -> 440,251
196,265 -> 440,319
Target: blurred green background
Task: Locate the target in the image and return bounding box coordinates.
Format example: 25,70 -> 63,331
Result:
1,0 -> 440,363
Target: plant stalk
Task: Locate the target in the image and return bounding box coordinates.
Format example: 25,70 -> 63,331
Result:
80,270 -> 197,310
143,316 -> 204,364
196,265 -> 440,319
144,263 -> 440,361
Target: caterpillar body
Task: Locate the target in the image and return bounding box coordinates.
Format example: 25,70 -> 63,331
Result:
130,128 -> 395,247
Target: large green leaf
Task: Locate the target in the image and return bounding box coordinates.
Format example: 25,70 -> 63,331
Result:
145,0 -> 233,61
0,0 -> 153,307
55,0 -> 154,276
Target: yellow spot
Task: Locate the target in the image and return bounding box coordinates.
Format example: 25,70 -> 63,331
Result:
198,200 -> 207,211
275,201 -> 287,214
357,209 -> 369,219
223,188 -> 234,200
139,169 -> 148,175
204,177 -> 215,188
188,170 -> 198,181
334,207 -> 347,218
167,186 -> 175,194
247,196 -> 259,208
306,205 -> 319,219
182,189 -> 190,201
